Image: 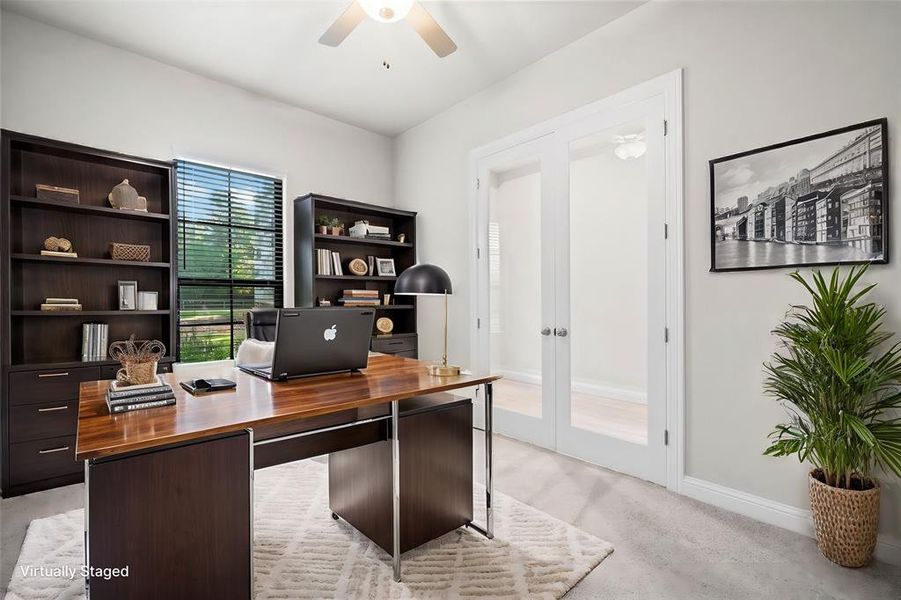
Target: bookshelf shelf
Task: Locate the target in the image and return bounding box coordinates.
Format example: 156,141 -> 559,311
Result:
313,233 -> 413,249
12,253 -> 171,269
11,310 -> 171,317
10,195 -> 170,222
315,275 -> 397,281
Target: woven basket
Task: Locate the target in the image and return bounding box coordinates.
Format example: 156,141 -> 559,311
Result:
116,360 -> 158,386
110,242 -> 150,262
808,470 -> 880,568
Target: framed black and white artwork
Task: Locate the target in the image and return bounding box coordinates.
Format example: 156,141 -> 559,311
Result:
376,257 -> 396,277
710,119 -> 888,272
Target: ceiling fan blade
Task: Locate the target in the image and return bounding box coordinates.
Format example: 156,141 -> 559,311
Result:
405,2 -> 457,58
319,1 -> 366,47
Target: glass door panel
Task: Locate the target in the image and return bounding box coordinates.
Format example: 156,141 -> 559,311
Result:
488,161 -> 543,418
568,118 -> 649,445
477,139 -> 556,449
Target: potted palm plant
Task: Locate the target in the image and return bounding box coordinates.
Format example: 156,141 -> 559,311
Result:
764,266 -> 901,568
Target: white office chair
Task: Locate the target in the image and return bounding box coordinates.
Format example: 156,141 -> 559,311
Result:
172,359 -> 236,381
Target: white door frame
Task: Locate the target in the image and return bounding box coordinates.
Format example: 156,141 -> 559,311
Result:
468,70 -> 685,491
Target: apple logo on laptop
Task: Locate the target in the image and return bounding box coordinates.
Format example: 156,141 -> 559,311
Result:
324,324 -> 338,341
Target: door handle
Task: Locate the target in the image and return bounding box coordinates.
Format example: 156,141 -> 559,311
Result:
554,327 -> 568,337
540,327 -> 552,336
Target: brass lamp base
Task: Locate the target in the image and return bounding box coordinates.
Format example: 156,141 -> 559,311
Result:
428,363 -> 461,377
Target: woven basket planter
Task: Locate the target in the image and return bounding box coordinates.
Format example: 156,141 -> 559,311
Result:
808,470 -> 880,568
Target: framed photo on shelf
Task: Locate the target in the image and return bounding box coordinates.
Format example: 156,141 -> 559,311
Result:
137,291 -> 158,311
376,257 -> 396,277
118,280 -> 138,310
710,118 -> 888,272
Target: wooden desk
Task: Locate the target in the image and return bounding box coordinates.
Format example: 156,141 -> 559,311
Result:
76,354 -> 498,598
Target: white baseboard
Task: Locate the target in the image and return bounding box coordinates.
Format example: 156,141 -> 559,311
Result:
495,368 -> 647,404
680,476 -> 901,566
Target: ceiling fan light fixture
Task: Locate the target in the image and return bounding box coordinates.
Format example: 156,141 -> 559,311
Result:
614,134 -> 647,160
359,0 -> 414,23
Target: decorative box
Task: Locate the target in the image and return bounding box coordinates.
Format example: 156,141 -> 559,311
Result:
110,242 -> 150,262
35,184 -> 80,203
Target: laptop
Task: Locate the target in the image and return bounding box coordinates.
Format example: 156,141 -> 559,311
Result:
238,307 -> 375,381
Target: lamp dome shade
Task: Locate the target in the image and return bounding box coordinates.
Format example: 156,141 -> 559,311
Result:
394,264 -> 453,295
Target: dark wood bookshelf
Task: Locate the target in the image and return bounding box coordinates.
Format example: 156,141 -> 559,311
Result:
1,130 -> 177,497
294,194 -> 417,357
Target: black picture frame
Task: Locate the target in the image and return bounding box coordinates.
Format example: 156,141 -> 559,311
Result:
710,118 -> 889,272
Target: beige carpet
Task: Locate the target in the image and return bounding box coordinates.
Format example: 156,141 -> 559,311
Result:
6,460 -> 612,599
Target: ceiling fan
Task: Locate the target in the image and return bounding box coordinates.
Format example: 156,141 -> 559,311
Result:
319,0 -> 457,58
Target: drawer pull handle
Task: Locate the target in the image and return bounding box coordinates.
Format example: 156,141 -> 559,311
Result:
387,341 -> 404,346
38,446 -> 70,454
38,406 -> 69,413
38,372 -> 70,378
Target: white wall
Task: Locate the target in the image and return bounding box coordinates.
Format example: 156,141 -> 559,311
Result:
394,0 -> 901,545
0,11 -> 395,306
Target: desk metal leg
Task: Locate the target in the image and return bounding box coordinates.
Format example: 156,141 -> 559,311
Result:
391,399 -> 402,582
468,381 -> 494,539
84,460 -> 91,599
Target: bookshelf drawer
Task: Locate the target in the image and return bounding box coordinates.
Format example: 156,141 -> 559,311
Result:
9,367 -> 100,406
9,400 -> 78,443
371,336 -> 417,354
9,435 -> 81,485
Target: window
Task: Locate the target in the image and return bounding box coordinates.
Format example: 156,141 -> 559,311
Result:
176,160 -> 283,362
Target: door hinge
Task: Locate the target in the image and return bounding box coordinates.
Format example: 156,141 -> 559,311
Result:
477,318 -> 481,329
663,120 -> 668,136
664,327 -> 669,343
664,223 -> 669,239
476,178 -> 481,190
664,429 -> 669,445
477,247 -> 481,259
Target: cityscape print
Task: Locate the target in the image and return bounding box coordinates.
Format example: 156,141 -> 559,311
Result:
711,120 -> 887,271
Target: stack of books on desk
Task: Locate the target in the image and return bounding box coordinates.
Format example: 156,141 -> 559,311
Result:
106,378 -> 176,414
339,289 -> 380,306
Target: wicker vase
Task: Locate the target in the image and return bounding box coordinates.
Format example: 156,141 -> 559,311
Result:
808,470 -> 880,568
116,360 -> 158,386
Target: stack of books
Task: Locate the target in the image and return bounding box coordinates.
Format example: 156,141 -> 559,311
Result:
106,378 -> 176,414
317,249 -> 344,275
365,224 -> 391,241
41,297 -> 81,311
339,289 -> 380,306
82,323 -> 109,361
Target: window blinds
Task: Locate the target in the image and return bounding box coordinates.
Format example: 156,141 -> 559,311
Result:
176,160 -> 283,362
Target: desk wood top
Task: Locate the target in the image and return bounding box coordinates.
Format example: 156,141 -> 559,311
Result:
76,354 -> 499,461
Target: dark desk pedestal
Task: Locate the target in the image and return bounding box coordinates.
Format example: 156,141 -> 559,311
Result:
328,395 -> 473,554
85,430 -> 252,600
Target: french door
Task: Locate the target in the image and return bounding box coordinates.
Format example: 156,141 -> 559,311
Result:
476,94 -> 668,484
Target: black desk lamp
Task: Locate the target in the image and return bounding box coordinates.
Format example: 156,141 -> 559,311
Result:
394,263 -> 460,376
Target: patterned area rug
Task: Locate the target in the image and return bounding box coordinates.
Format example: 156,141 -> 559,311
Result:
6,460 -> 612,599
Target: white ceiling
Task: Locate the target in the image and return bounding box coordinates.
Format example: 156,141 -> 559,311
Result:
3,1 -> 642,136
